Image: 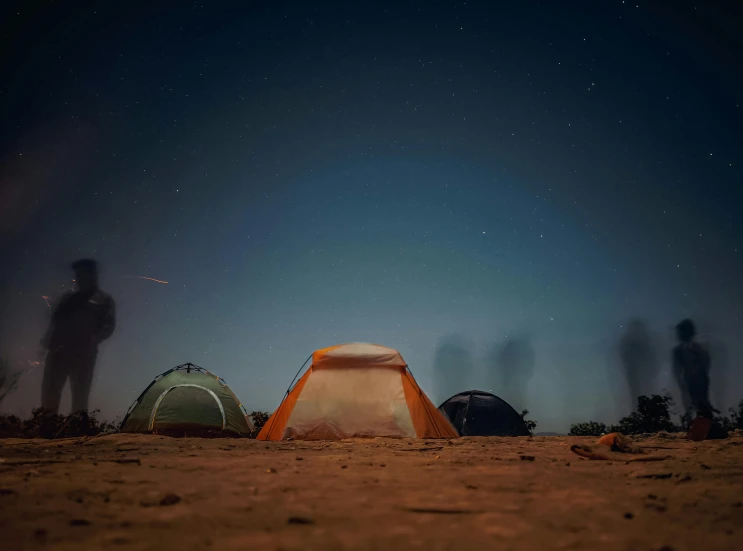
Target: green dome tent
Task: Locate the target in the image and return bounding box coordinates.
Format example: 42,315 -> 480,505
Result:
120,363 -> 253,437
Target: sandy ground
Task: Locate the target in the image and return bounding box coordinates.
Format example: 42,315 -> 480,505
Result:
1,433 -> 742,551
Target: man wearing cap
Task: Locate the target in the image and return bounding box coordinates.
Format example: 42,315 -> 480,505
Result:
40,259 -> 116,416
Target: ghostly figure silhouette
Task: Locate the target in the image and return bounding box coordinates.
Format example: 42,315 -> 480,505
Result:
618,319 -> 659,410
491,336 -> 535,412
707,336 -> 729,411
432,335 -> 474,405
0,356 -> 20,405
695,319 -> 729,412
672,318 -> 712,418
40,259 -> 116,417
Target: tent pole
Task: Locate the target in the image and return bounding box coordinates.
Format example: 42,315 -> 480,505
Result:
119,367 -> 175,431
263,353 -> 313,439
405,365 -> 445,439
461,391 -> 473,437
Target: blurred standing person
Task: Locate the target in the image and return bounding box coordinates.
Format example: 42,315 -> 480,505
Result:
496,335 -> 535,412
697,321 -> 730,413
618,319 -> 659,410
672,318 -> 713,439
433,335 -> 474,405
40,259 -> 116,420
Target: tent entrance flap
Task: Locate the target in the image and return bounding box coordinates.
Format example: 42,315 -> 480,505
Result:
283,367 -> 417,440
148,384 -> 226,431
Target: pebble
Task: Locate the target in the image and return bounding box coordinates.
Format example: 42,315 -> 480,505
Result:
287,516 -> 314,525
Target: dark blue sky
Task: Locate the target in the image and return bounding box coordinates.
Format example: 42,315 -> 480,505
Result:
1,1 -> 741,432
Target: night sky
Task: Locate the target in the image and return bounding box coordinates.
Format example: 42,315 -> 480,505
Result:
1,1 -> 741,433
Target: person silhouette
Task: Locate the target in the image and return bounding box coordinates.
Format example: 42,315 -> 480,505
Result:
433,335 -> 474,405
40,259 -> 116,418
495,336 -> 535,412
672,318 -> 712,420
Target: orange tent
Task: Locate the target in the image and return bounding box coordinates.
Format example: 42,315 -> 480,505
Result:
257,342 -> 458,441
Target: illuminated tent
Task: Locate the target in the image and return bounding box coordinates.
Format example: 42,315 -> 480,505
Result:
257,343 -> 458,441
438,390 -> 531,437
120,363 -> 253,436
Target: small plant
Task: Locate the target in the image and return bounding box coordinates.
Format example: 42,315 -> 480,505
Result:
0,414 -> 23,438
611,394 -> 677,435
704,402 -> 743,439
249,411 -> 270,438
552,394 -> 743,438
569,421 -> 608,437
0,407 -> 117,439
728,400 -> 743,430
675,399 -> 743,439
520,409 -> 537,434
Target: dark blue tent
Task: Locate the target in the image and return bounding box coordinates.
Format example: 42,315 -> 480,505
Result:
438,390 -> 531,436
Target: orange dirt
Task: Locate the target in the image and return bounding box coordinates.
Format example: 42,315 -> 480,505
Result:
1,433 -> 742,550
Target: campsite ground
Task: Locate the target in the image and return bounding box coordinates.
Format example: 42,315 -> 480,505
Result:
1,433 -> 742,551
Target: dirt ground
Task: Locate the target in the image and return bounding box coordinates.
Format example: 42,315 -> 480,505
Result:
1,433 -> 742,551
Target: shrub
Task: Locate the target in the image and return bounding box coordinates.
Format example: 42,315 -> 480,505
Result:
520,409 -> 537,434
0,414 -> 23,438
249,411 -> 270,438
729,400 -> 743,430
677,401 -> 742,439
569,421 -> 608,437
704,401 -> 743,439
568,394 -> 743,439
0,407 -> 118,439
611,394 -> 677,435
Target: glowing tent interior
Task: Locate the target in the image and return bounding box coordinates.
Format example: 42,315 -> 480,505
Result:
257,343 -> 457,441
